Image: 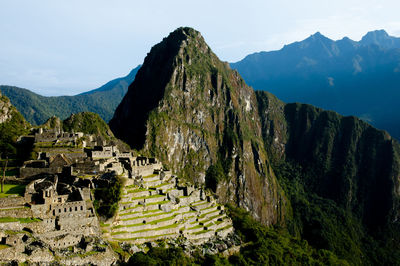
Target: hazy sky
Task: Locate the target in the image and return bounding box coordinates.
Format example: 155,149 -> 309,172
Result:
1,0 -> 400,96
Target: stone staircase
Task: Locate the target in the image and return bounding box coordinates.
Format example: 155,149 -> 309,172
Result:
102,172 -> 233,244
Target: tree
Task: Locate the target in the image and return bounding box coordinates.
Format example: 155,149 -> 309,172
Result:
0,143 -> 16,193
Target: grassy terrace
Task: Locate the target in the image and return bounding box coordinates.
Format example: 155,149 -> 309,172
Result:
188,224 -> 203,230
193,229 -> 210,235
0,184 -> 26,198
199,209 -> 220,219
131,194 -> 164,200
216,225 -> 232,232
0,244 -> 9,250
113,233 -> 176,241
145,200 -> 169,206
199,205 -> 218,212
112,223 -> 178,236
119,209 -> 161,216
126,188 -> 148,193
190,200 -> 204,205
113,214 -> 178,229
152,182 -> 171,188
191,200 -> 210,207
0,207 -> 28,212
199,214 -> 222,224
120,211 -> 174,221
204,222 -> 214,228
143,174 -> 158,179
0,217 -> 41,223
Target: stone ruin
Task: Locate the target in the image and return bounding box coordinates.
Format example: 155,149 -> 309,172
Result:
103,164 -> 234,246
0,128 -> 236,264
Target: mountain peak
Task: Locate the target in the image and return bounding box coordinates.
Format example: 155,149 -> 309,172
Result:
158,27 -> 207,52
360,29 -> 400,49
363,29 -> 389,39
301,31 -> 333,45
312,31 -> 323,37
110,28 -> 286,224
169,27 -> 202,40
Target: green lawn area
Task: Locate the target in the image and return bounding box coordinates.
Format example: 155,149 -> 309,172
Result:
0,217 -> 41,223
0,184 -> 26,198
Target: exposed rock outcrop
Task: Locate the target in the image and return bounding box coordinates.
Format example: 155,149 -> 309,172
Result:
110,27 -> 288,225
256,90 -> 400,231
0,90 -> 14,123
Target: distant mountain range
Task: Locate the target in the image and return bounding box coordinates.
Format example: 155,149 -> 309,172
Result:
0,66 -> 140,125
231,30 -> 400,139
109,27 -> 400,264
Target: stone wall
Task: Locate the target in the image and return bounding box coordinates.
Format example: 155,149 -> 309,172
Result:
0,207 -> 32,218
0,197 -> 25,208
20,167 -> 61,179
47,234 -> 81,249
51,201 -> 87,217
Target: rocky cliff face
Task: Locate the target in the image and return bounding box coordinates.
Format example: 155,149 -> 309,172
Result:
110,27 -> 288,225
256,90 -> 400,231
0,91 -> 14,124
110,27 -> 400,232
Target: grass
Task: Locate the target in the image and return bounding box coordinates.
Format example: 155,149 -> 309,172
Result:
0,207 -> 28,212
0,217 -> 41,223
122,223 -> 178,235
199,214 -> 222,225
0,184 -> 26,198
199,205 -> 218,212
121,211 -> 171,221
216,225 -> 232,232
191,200 -> 209,207
204,222 -> 214,228
146,200 -> 169,206
131,194 -> 164,200
0,244 -> 9,250
143,174 -> 158,179
127,188 -> 149,193
193,229 -> 210,235
112,214 -> 178,230
152,182 -> 172,189
113,233 -> 176,241
119,209 -> 161,216
111,231 -> 128,236
199,209 -> 220,219
188,224 -> 203,230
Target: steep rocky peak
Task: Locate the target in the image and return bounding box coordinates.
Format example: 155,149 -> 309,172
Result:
110,26 -> 239,150
360,29 -> 400,49
361,29 -> 390,42
110,27 -> 287,225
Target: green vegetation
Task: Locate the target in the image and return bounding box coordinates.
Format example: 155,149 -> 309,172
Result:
62,112 -> 114,140
0,184 -> 26,198
93,176 -> 123,219
0,244 -> 9,250
273,160 -> 400,265
0,96 -> 30,163
0,67 -> 139,125
227,205 -> 348,265
0,217 -> 41,223
205,162 -> 225,192
126,246 -> 209,266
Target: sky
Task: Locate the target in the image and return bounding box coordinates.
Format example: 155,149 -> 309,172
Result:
1,0 -> 400,96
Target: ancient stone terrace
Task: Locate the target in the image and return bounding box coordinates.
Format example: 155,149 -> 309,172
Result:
22,175 -> 100,248
102,168 -> 234,245
34,128 -> 84,143
22,127 -> 163,182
